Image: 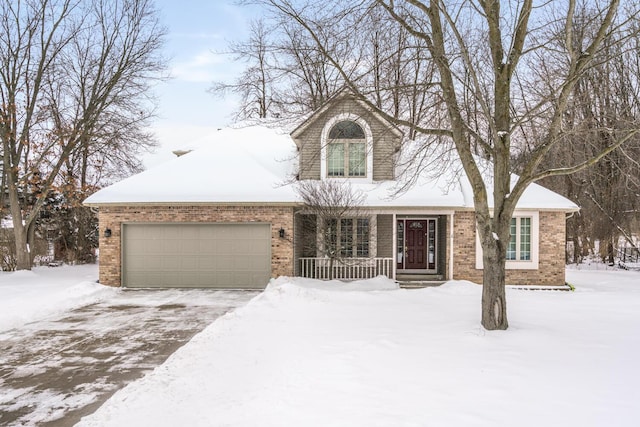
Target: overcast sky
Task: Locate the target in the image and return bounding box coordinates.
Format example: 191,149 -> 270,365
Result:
146,0 -> 260,167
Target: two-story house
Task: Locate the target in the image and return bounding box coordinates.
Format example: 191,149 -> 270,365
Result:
85,91 -> 578,288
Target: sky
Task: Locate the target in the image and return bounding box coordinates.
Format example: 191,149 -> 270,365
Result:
145,0 -> 261,167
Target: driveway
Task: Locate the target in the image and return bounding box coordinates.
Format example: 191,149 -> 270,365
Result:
0,289 -> 259,427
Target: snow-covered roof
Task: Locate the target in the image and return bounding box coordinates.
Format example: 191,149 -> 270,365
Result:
84,124 -> 578,211
85,126 -> 299,205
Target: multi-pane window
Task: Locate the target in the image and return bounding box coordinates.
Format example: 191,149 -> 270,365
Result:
356,218 -> 369,257
340,219 -> 353,257
327,121 -> 366,178
348,143 -> 366,177
507,217 -> 532,261
327,143 -> 345,176
520,217 -> 531,260
325,217 -> 370,257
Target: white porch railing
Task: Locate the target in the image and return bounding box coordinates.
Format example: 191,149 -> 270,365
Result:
299,257 -> 394,280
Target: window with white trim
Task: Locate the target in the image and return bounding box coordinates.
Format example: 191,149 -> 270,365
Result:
507,217 -> 531,261
475,211 -> 539,270
326,121 -> 366,178
325,217 -> 370,257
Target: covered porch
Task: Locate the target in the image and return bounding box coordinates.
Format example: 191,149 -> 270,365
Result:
294,211 -> 453,283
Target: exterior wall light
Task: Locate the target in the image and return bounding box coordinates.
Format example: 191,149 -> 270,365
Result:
279,228 -> 285,238
104,228 -> 112,238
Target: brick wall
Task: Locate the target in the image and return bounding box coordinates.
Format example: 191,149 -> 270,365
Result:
98,205 -> 295,287
453,210 -> 567,286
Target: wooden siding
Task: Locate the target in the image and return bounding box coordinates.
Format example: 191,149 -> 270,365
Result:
376,214 -> 393,258
293,96 -> 401,181
293,212 -> 304,276
437,215 -> 447,277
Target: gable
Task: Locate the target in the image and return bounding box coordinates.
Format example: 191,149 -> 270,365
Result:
291,92 -> 403,181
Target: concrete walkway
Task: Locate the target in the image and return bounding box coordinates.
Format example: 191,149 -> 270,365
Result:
0,289 -> 259,427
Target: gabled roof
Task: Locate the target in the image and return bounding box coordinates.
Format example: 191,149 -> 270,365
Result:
84,124 -> 579,212
290,88 -> 404,144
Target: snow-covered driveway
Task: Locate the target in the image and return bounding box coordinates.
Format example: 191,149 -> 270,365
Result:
0,288 -> 258,427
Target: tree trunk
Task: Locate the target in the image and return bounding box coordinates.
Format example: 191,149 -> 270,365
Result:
11,212 -> 31,271
27,220 -> 37,265
7,168 -> 32,271
480,234 -> 509,330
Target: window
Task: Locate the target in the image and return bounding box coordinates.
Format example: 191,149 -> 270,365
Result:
329,121 -> 365,139
327,121 -> 366,178
356,218 -> 370,257
325,217 -> 370,257
327,143 -> 345,176
340,219 -> 353,256
506,217 -> 531,261
475,212 -> 539,270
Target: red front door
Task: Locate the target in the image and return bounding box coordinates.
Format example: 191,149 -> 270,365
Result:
397,219 -> 438,271
405,220 -> 427,269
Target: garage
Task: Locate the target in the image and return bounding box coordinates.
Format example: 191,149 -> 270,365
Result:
122,223 -> 271,289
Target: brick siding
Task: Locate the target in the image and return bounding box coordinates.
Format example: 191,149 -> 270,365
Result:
453,210 -> 567,286
98,205 -> 295,287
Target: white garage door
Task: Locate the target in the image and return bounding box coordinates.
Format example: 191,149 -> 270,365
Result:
122,223 -> 271,288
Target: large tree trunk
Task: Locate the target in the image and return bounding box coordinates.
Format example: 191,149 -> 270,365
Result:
13,224 -> 31,271
480,226 -> 509,330
27,220 -> 37,265
9,203 -> 31,271
6,166 -> 31,270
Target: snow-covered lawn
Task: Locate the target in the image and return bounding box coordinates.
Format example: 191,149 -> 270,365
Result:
0,264 -> 114,333
71,266 -> 640,427
1,265 -> 637,426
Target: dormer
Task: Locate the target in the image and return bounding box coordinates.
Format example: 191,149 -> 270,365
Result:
291,90 -> 403,181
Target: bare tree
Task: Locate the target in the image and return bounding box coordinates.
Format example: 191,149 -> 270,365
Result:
274,20 -> 345,113
534,19 -> 640,263
0,0 -> 165,270
297,180 -> 368,280
210,19 -> 276,119
254,0 -> 639,330
210,15 -> 350,119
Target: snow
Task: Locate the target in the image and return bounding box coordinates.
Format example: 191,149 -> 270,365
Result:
0,268 -> 259,426
0,264 -> 114,333
84,126 -> 299,205
84,124 -> 578,211
75,267 -> 640,427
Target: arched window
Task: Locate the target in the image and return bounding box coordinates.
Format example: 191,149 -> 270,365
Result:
328,121 -> 365,139
327,121 -> 366,177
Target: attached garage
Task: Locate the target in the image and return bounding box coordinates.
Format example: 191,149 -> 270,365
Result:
122,223 -> 271,289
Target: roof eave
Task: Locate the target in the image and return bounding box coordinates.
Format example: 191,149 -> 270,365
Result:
83,201 -> 303,208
